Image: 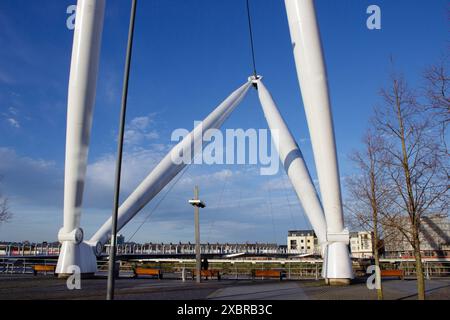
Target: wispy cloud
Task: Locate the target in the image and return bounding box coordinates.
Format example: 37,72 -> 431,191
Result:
6,118 -> 20,128
124,114 -> 160,146
0,148 -> 62,206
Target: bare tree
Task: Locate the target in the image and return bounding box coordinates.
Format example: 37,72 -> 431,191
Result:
423,55 -> 450,154
0,177 -> 11,224
345,130 -> 393,300
0,196 -> 11,224
374,72 -> 449,300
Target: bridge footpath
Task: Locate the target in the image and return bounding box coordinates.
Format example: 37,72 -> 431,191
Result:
0,275 -> 449,300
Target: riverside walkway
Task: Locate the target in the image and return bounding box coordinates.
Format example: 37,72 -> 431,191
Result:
0,275 -> 449,300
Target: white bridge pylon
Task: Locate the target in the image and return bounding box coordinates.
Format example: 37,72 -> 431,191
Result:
90,81 -> 252,248
56,0 -> 353,283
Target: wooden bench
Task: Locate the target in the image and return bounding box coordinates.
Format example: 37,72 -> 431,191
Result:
253,270 -> 284,280
381,269 -> 404,280
33,265 -> 56,276
192,269 -> 221,280
133,267 -> 163,279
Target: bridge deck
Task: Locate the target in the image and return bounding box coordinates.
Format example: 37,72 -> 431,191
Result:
0,275 -> 448,300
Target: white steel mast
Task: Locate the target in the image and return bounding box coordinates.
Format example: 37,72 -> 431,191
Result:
285,0 -> 353,282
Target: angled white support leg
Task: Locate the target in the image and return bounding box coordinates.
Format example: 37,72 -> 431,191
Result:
255,77 -> 327,246
90,81 -> 252,249
285,0 -> 353,282
56,0 -> 106,276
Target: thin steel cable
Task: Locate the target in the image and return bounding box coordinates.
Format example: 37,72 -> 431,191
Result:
127,165 -> 190,242
246,0 -> 257,77
281,174 -> 298,230
205,175 -> 230,242
266,175 -> 277,244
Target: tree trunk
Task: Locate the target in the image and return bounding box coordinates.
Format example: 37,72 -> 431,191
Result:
413,227 -> 426,300
370,158 -> 383,300
373,234 -> 384,300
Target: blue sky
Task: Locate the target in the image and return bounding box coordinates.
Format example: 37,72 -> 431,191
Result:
0,0 -> 448,244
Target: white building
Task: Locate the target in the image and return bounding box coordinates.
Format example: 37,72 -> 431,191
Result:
287,230 -> 319,254
349,231 -> 373,258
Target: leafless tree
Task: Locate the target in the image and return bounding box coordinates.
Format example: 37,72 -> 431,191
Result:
374,72 -> 449,300
0,177 -> 11,224
423,55 -> 450,154
345,130 -> 394,300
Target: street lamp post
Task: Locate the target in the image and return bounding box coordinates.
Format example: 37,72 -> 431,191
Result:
189,186 -> 206,284
106,0 -> 137,301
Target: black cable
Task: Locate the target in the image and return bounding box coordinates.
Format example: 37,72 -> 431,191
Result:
246,0 -> 258,78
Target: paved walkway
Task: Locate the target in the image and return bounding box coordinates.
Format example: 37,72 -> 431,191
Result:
0,275 -> 449,300
207,282 -> 308,300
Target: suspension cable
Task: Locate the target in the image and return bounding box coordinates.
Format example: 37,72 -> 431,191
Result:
246,0 -> 258,78
127,165 -> 190,242
205,175 -> 230,242
281,174 -> 298,231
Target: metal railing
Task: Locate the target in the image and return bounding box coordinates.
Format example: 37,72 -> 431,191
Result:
1,257 -> 449,280
1,242 -> 313,257
0,258 -> 58,274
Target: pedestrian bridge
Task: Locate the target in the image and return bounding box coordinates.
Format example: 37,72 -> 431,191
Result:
0,242 -> 319,259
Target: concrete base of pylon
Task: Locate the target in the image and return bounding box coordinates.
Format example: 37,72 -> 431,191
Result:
55,241 -> 98,278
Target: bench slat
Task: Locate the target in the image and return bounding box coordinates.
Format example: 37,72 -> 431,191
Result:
134,268 -> 163,279
253,270 -> 284,280
33,265 -> 56,272
381,269 -> 404,279
33,265 -> 56,276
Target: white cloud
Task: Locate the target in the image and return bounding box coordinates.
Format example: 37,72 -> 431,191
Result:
83,145 -> 169,208
176,169 -> 237,192
262,176 -> 292,191
8,107 -> 18,115
7,117 -> 20,128
124,115 -> 160,146
0,144 -> 311,244
0,148 -> 62,206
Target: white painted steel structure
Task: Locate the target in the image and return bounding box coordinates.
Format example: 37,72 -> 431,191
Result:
56,0 -> 105,275
90,81 -> 251,249
285,0 -> 353,281
56,0 -> 353,282
256,78 -> 326,245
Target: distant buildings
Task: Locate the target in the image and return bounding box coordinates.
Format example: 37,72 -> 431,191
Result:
287,230 -> 319,254
117,234 -> 125,245
287,214 -> 450,260
384,214 -> 450,258
349,231 -> 373,259
287,229 -> 374,257
107,234 -> 125,245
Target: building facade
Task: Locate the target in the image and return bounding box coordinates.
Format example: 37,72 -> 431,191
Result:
287,230 -> 320,254
384,214 -> 450,258
349,231 -> 373,258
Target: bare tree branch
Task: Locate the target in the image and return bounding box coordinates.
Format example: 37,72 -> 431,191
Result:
0,176 -> 12,224
373,71 -> 449,300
